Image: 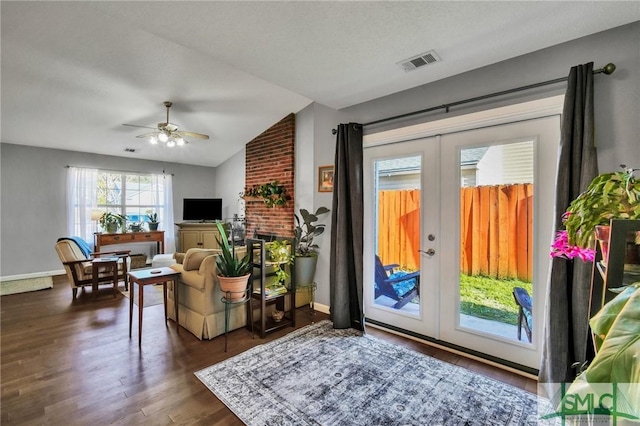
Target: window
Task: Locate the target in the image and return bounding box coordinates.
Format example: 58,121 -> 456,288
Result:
67,167 -> 175,252
97,171 -> 166,224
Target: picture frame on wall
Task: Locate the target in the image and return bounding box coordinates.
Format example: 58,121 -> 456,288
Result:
318,165 -> 334,192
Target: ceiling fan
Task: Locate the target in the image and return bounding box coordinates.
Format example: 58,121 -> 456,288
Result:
123,101 -> 210,147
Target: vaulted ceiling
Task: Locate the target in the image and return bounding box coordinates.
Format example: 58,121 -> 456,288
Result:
2,2 -> 638,167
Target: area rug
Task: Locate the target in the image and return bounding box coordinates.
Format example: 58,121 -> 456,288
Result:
120,284 -> 165,307
0,276 -> 53,296
195,320 -> 551,425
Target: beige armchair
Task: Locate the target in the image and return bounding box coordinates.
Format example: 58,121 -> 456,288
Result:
168,248 -> 247,340
55,237 -> 130,300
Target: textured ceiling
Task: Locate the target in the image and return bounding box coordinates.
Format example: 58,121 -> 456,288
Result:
2,1 -> 638,167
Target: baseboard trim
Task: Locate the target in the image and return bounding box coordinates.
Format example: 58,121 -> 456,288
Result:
1,270 -> 65,282
366,319 -> 538,381
313,302 -> 330,315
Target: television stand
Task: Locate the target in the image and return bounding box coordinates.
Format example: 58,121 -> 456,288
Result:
175,222 -> 222,251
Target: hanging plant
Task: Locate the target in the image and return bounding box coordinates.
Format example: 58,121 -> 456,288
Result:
242,181 -> 291,208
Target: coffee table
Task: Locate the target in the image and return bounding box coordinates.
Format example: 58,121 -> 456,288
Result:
127,267 -> 181,347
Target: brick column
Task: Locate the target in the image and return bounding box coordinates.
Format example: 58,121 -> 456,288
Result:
245,114 -> 295,238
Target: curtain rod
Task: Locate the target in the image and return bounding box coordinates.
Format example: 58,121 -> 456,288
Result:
65,165 -> 175,176
331,62 -> 616,134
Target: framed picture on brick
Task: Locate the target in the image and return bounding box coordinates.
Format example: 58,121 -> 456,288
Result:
318,165 -> 334,192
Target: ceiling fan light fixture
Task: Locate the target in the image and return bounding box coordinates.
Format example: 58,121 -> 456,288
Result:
158,132 -> 169,143
176,137 -> 185,146
148,135 -> 158,145
166,139 -> 176,148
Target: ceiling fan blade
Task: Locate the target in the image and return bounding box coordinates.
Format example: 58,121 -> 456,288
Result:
177,130 -> 210,140
123,123 -> 157,130
135,132 -> 157,139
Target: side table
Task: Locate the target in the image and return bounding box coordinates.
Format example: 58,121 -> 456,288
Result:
92,257 -> 119,299
127,267 -> 181,347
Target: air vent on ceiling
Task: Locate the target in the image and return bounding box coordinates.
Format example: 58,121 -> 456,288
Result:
397,50 -> 441,72
124,148 -> 137,153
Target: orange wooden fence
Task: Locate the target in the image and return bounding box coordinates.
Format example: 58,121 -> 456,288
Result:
377,190 -> 421,270
377,184 -> 533,281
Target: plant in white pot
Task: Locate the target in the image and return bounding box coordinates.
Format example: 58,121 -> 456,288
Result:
215,222 -> 252,301
294,207 -> 330,286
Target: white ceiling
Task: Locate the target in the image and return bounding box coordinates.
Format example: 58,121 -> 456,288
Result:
2,2 -> 638,167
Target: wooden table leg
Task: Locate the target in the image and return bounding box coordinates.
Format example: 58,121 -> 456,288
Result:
163,282 -> 168,326
174,278 -> 179,334
112,262 -> 118,298
92,265 -> 99,300
129,280 -> 134,339
138,282 -> 144,347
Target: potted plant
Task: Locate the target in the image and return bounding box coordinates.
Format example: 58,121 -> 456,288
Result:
267,239 -> 294,285
294,206 -> 330,286
242,181 -> 291,208
215,222 -> 252,301
551,166 -> 640,262
145,210 -> 159,231
98,212 -> 126,233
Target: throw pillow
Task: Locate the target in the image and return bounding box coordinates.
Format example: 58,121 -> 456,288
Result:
183,249 -> 219,271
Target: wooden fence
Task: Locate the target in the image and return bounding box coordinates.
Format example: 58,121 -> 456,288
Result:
377,184 -> 533,281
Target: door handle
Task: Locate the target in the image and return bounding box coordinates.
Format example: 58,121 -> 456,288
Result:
419,249 -> 436,256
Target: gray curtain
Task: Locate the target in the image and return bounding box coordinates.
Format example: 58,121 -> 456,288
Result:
540,62 -> 598,389
330,123 -> 365,330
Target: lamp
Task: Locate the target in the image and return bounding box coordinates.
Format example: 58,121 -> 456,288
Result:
91,210 -> 104,233
146,132 -> 187,148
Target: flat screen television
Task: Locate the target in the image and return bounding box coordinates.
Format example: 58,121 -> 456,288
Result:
183,198 -> 223,221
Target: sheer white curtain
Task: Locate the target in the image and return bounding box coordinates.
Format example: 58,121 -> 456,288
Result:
67,167 -> 98,244
152,173 -> 176,253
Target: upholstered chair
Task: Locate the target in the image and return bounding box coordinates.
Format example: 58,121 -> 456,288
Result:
55,237 -> 130,299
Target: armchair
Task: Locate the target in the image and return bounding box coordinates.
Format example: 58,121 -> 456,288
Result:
55,237 -> 130,300
374,255 -> 420,309
168,248 -> 247,340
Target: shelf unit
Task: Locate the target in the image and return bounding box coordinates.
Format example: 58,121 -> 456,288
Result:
247,238 -> 296,338
588,219 -> 640,319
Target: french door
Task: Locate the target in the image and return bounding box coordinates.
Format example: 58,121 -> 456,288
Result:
363,114 -> 560,370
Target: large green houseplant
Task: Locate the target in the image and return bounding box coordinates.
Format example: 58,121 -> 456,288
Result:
551,166 -> 640,262
98,212 -> 127,233
559,283 -> 640,419
293,206 -> 330,286
215,222 -> 252,301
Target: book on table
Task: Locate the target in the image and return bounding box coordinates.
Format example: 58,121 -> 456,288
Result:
259,285 -> 288,297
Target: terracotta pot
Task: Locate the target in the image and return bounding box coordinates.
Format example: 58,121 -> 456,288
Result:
218,273 -> 250,302
595,225 -> 640,265
595,225 -> 610,262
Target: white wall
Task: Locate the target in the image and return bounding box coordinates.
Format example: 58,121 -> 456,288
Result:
0,143 -> 217,277
214,147 -> 246,220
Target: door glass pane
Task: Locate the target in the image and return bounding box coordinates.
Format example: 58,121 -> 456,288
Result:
373,155 -> 421,315
458,141 -> 534,342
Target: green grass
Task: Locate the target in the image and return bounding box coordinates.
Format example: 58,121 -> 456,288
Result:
459,274 -> 532,325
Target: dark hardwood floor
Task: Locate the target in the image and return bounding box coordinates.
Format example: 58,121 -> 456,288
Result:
1,276 -> 536,425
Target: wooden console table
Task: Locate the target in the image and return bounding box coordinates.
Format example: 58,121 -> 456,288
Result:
94,231 -> 165,254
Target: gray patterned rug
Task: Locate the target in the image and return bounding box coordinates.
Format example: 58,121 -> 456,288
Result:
195,320 -> 549,425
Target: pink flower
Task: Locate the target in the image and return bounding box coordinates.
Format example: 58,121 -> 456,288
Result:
550,230 -> 596,262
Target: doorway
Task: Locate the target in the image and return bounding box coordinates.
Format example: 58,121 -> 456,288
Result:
363,98 -> 562,370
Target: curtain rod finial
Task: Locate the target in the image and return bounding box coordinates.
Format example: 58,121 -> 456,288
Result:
332,128 -> 337,135
602,63 -> 616,75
